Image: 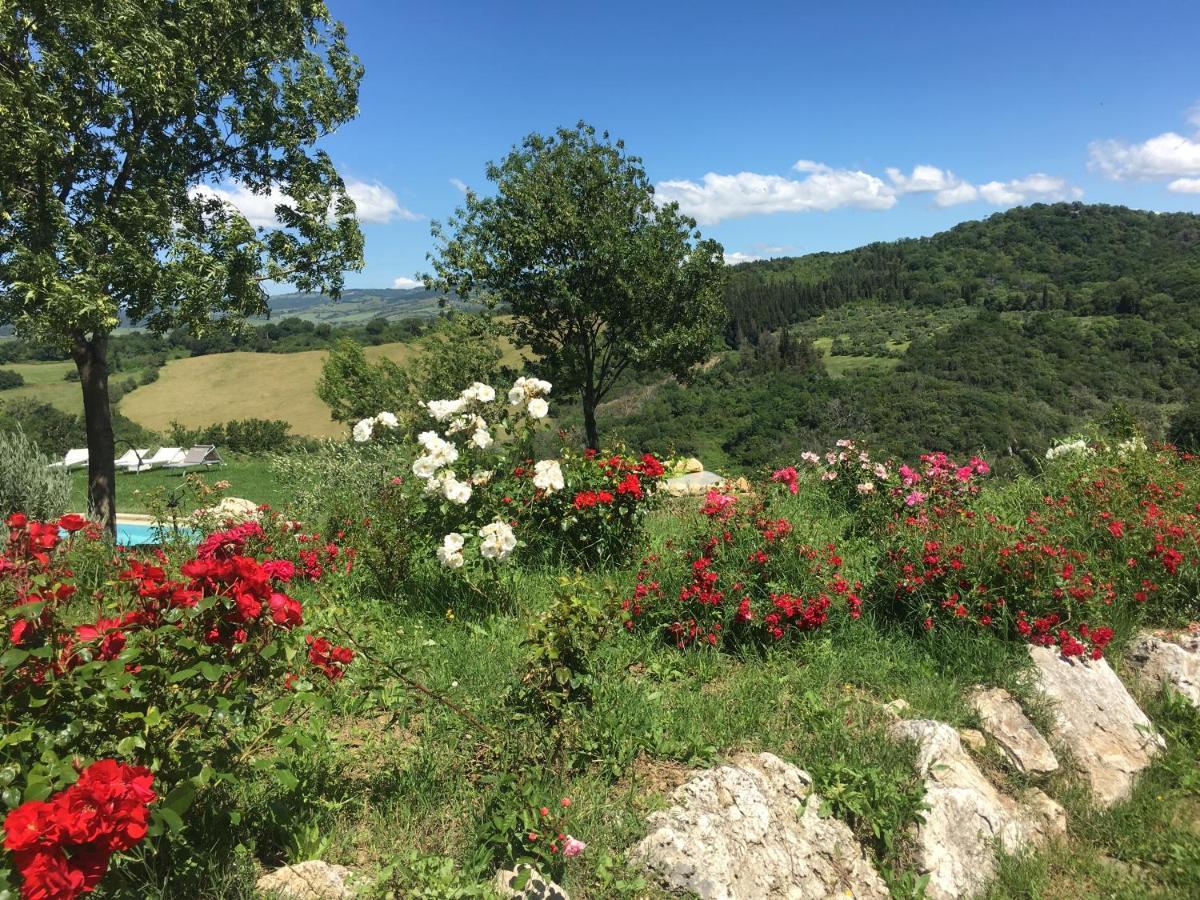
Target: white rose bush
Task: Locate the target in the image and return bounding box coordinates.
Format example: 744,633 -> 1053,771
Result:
349,375 -> 668,584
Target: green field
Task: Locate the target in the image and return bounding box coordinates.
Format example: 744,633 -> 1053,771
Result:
0,359 -> 80,412
117,338 -> 527,437
68,458 -> 292,515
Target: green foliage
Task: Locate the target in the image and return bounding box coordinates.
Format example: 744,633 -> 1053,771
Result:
429,121 -> 727,447
0,369 -> 23,390
316,338 -> 411,424
168,417 -> 293,454
515,577 -> 610,736
1169,398 -> 1200,451
377,850 -> 492,898
0,429 -> 71,519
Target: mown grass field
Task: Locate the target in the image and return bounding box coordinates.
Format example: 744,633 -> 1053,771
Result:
0,359 -> 80,412
118,338 -> 528,437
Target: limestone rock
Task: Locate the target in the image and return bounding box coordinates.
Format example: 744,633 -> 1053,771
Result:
889,719 -> 1065,900
632,751 -> 888,899
663,471 -> 724,497
684,457 -> 704,474
957,727 -> 987,752
1029,646 -> 1163,806
256,860 -> 358,899
1126,629 -> 1200,707
969,687 -> 1059,774
196,495 -> 260,524
493,865 -> 570,900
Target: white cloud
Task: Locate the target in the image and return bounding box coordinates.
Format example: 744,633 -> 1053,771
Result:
885,164 -> 982,207
933,182 -> 980,207
656,157 -> 1081,223
657,161 -> 894,225
449,177 -> 469,193
190,178 -> 418,228
978,174 -> 1082,206
1169,177 -> 1200,193
392,276 -> 424,289
1089,104 -> 1200,181
345,180 -> 419,223
724,251 -> 764,265
1090,132 -> 1200,180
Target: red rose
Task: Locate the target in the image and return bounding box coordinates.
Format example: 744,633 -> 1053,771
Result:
57,514 -> 89,533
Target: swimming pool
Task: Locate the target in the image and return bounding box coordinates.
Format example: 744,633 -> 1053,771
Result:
60,522 -> 197,545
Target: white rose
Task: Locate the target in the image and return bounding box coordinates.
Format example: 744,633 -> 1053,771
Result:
478,520 -> 517,561
530,378 -> 552,396
470,428 -> 493,449
352,418 -> 374,442
532,459 -> 564,493
508,377 -> 527,405
437,531 -> 466,567
461,382 -> 496,403
412,455 -> 440,479
426,398 -> 466,421
527,398 -> 549,419
442,475 -> 473,505
374,411 -> 399,429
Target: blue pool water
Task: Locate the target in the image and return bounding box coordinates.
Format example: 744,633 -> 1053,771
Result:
60,522 -> 197,545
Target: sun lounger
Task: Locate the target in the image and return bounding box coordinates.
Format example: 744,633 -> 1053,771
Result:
164,445 -> 223,469
144,447 -> 185,468
48,448 -> 89,470
115,448 -> 153,473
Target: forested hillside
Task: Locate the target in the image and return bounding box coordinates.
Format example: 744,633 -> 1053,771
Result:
593,203 -> 1200,472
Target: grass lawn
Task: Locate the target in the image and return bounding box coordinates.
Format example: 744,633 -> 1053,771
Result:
69,457 -> 292,515
0,359 -> 80,412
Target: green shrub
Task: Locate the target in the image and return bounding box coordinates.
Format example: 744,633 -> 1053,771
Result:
0,369 -> 23,390
0,428 -> 71,519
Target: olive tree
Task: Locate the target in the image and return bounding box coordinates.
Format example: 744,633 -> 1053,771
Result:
427,122 -> 726,449
0,1 -> 365,532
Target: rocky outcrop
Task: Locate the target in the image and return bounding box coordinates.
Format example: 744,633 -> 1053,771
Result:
1029,646 -> 1163,806
969,686 -> 1059,775
256,860 -> 359,898
632,752 -> 888,899
1126,629 -> 1200,707
493,865 -> 570,899
663,471 -> 725,497
889,719 -> 1065,900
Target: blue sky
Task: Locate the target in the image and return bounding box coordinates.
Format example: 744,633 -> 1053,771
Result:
240,0 -> 1200,289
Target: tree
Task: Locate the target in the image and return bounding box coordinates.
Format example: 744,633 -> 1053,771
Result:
316,313 -> 510,434
427,122 -> 726,449
0,1 -> 365,533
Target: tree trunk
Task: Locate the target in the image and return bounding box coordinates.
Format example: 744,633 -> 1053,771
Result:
581,383 -> 599,451
71,333 -> 117,537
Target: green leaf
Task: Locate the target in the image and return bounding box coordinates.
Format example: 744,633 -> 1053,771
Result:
197,662 -> 222,682
271,769 -> 300,791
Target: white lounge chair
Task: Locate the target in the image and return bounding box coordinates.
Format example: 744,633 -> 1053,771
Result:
115,448 -> 152,473
48,448 -> 89,470
165,445 -> 223,469
144,447 -> 185,468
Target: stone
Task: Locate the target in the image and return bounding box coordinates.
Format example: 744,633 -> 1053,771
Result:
969,686 -> 1059,775
1029,645 -> 1163,806
957,727 -> 987,752
493,865 -> 570,900
256,860 -> 358,899
632,751 -> 888,899
684,457 -> 705,474
196,495 -> 260,524
1126,629 -> 1200,707
663,471 -> 724,498
889,719 -> 1066,900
